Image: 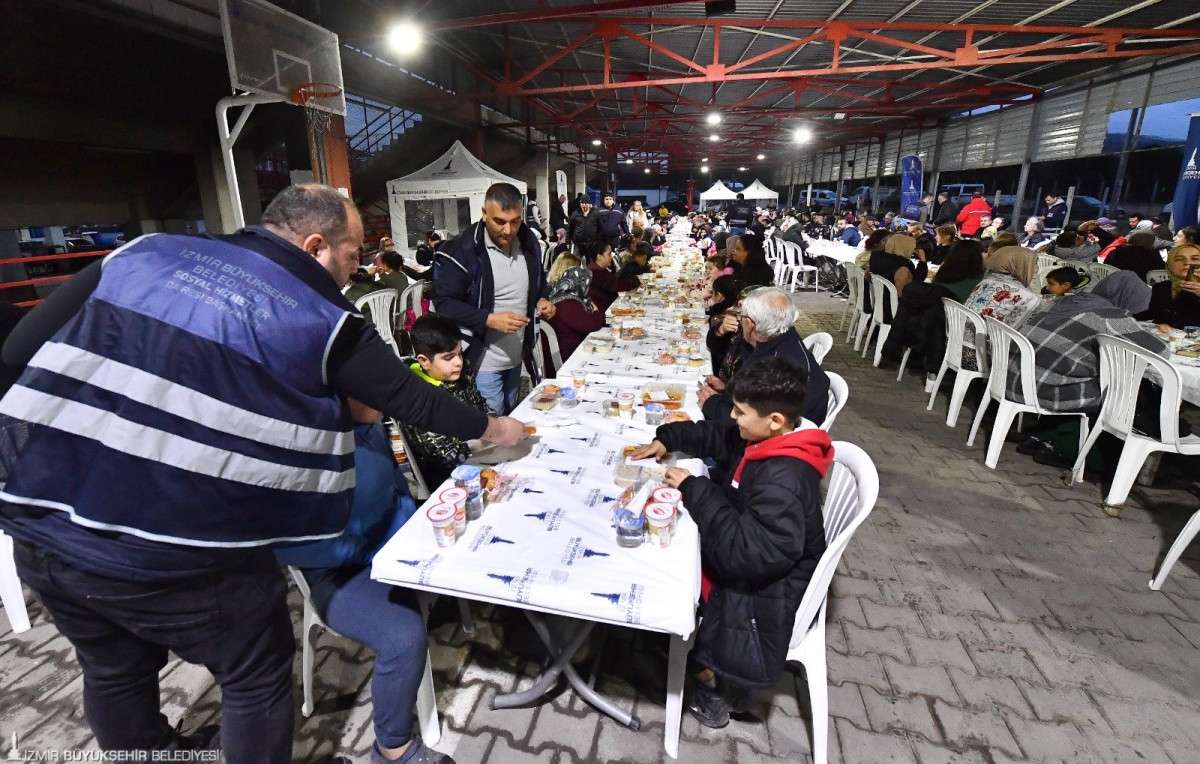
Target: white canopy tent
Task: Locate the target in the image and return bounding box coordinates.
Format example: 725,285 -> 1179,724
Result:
386,140 -> 527,257
698,180 -> 738,208
742,179 -> 779,206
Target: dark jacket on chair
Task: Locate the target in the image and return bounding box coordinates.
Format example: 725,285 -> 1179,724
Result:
703,328 -> 829,428
655,420 -> 831,688
880,282 -> 955,373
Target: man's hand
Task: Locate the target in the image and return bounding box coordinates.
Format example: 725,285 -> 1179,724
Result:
704,375 -> 727,392
536,298 -> 556,320
481,416 -> 528,447
663,467 -> 691,489
487,312 -> 530,334
629,440 -> 668,461
697,384 -> 717,405
717,314 -> 739,335
1180,282 -> 1200,297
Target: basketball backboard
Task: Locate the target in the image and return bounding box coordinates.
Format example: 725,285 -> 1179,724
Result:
218,0 -> 346,115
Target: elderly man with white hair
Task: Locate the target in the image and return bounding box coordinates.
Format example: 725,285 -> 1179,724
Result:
700,286 -> 830,428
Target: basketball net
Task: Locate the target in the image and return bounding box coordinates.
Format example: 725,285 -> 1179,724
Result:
294,83 -> 341,186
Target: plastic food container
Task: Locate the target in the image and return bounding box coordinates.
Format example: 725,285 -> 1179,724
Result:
652,486 -> 682,508
427,504 -> 458,547
559,388 -> 579,409
644,503 -> 675,547
438,486 -> 468,512
452,465 -> 482,497
617,392 -> 636,417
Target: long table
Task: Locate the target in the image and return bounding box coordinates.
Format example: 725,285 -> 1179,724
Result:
372,235 -> 708,758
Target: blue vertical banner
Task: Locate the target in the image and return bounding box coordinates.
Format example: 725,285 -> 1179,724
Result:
899,154 -> 923,220
1170,113 -> 1200,230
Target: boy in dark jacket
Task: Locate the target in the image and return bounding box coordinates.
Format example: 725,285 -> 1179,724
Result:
630,356 -> 834,727
404,315 -> 494,488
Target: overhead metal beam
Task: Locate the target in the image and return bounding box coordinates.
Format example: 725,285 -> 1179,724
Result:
430,0 -> 700,31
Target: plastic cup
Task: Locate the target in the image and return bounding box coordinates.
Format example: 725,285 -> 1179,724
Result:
645,402 -> 665,426
617,392 -> 636,417
644,503 -> 675,547
427,503 -> 458,547
452,465 -> 482,497
652,486 -> 682,508
572,371 -> 587,391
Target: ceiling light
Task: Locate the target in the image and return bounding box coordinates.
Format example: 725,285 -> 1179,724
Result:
592,139 -> 602,146
709,134 -> 720,142
644,167 -> 651,174
793,126 -> 813,144
756,153 -> 766,160
706,112 -> 722,126
386,20 -> 423,55
834,112 -> 847,120
738,166 -> 747,171
700,165 -> 709,174
625,158 -> 634,165
701,157 -> 708,162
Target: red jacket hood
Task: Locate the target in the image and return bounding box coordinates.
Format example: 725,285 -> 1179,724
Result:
732,429 -> 835,486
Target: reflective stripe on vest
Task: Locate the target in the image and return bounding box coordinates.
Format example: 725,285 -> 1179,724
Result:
0,233 -> 356,547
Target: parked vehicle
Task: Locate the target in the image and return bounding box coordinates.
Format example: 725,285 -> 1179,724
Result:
848,186 -> 898,209
802,188 -> 850,212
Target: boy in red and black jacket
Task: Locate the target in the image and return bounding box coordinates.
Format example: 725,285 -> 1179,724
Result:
631,355 -> 834,727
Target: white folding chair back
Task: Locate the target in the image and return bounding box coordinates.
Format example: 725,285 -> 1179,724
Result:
841,264 -> 864,340
967,316 -> 1088,479
787,442 -> 879,764
784,242 -> 819,292
0,530 -> 31,634
804,332 -> 833,364
355,289 -> 400,354
1032,238 -> 1054,252
1071,335 -> 1200,517
861,277 -> 898,367
1083,262 -> 1118,285
531,322 -> 565,380
927,299 -> 989,427
1036,254 -> 1061,271
821,372 -> 848,433
850,270 -> 873,351
288,565 -> 441,745
1146,269 -> 1170,286
400,281 -> 430,321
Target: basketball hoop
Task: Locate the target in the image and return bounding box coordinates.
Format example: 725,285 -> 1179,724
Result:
293,82 -> 343,185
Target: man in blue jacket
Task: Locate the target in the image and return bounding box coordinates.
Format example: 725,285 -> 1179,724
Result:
432,182 -> 555,414
596,193 -> 629,250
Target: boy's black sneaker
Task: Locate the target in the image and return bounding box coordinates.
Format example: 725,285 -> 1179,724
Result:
371,738 -> 456,764
686,684 -> 731,729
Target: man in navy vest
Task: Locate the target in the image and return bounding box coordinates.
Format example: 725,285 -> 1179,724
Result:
0,185 -> 526,763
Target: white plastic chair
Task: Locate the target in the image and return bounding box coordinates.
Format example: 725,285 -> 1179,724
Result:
927,299 -> 989,427
355,288 -> 400,354
786,441 -> 879,764
1,530 -> 31,634
288,566 -> 440,745
399,281 -> 429,322
784,242 -> 819,292
860,277 -> 898,367
1146,269 -> 1170,286
1082,262 -> 1118,285
841,264 -> 864,340
1031,238 -> 1054,253
1069,335 -> 1200,514
850,271 -> 873,351
1036,254 -> 1061,271
1151,509 -> 1200,591
967,316 -> 1090,481
821,372 -> 848,433
804,332 -> 833,365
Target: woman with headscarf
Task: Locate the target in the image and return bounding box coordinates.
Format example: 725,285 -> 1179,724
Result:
869,233 -> 926,299
1139,241 -> 1200,330
963,246 -> 1041,328
729,231 -> 774,290
546,262 -> 607,365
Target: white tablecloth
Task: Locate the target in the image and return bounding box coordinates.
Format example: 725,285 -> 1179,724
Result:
1171,354 -> 1200,406
803,235 -> 861,264
372,250 -> 710,639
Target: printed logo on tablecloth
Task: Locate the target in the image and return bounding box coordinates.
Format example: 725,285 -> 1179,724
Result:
523,507 -> 565,531
568,433 -> 601,447
585,488 -> 621,507
532,443 -> 568,458
588,583 -> 645,624
561,536 -> 611,566
468,525 -> 517,551
391,555 -> 442,585
602,449 -> 620,466
485,567 -> 539,603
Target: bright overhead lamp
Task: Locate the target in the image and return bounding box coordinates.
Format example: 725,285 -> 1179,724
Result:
793,126 -> 813,144
756,153 -> 766,160
644,167 -> 651,174
625,158 -> 634,165
706,112 -> 722,126
709,134 -> 720,142
592,138 -> 603,146
738,166 -> 747,171
701,157 -> 708,162
700,165 -> 710,174
834,112 -> 847,120
386,20 -> 423,55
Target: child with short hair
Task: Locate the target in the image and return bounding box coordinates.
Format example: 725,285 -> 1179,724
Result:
630,355 -> 834,727
404,315 -> 493,488
1043,266 -> 1087,297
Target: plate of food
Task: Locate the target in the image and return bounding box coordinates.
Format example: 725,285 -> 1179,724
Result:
663,410 -> 692,424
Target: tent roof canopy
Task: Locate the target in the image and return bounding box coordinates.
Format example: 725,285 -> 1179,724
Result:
742,179 -> 778,201
388,139 -> 526,199
698,180 -> 738,202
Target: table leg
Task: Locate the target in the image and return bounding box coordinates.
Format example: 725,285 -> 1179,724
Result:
664,632 -> 693,759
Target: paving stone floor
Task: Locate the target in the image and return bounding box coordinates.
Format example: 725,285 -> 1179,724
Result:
4,291 -> 1200,763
